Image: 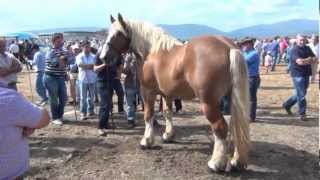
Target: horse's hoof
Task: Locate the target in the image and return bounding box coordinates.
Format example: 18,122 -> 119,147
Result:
161,133 -> 175,143
207,160 -> 227,174
207,166 -> 224,174
229,160 -> 247,172
139,144 -> 150,150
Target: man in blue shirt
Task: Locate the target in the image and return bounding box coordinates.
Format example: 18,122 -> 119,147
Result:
31,44 -> 48,106
283,34 -> 316,121
240,37 -> 261,122
269,37 -> 280,71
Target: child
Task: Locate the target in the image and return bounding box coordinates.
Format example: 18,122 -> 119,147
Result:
264,51 -> 273,73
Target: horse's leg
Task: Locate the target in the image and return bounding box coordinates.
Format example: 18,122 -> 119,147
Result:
202,102 -> 229,172
140,91 -> 156,149
162,97 -> 175,143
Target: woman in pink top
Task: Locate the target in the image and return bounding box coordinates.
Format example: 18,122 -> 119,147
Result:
0,82 -> 50,179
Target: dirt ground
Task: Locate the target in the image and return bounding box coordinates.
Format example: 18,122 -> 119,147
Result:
16,65 -> 319,180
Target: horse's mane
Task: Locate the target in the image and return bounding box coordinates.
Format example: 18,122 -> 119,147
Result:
125,20 -> 183,57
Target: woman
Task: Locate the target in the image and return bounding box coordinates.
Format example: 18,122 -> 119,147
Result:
0,82 -> 50,179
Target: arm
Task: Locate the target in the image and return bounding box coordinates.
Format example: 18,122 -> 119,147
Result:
23,108 -> 50,137
294,47 -> 316,65
94,64 -> 106,73
0,57 -> 22,77
296,57 -> 317,65
78,64 -> 94,70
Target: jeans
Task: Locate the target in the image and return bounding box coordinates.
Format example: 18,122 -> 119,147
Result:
36,72 -> 47,101
283,76 -> 310,116
97,81 -> 113,129
111,79 -> 124,112
249,76 -> 260,121
221,94 -> 231,115
271,55 -> 277,71
79,81 -> 95,115
44,74 -> 67,120
125,87 -> 137,121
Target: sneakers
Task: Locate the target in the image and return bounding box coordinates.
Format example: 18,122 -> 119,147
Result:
300,115 -> 307,121
128,121 -> 136,129
80,113 -> 87,121
282,104 -> 293,115
52,119 -> 63,126
88,112 -> 96,119
97,129 -> 107,136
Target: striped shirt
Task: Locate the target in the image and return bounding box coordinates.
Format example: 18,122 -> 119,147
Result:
44,46 -> 73,76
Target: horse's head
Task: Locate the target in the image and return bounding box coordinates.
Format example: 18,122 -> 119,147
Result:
99,13 -> 131,62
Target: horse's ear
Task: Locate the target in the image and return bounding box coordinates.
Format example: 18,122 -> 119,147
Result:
110,15 -> 115,23
118,13 -> 127,29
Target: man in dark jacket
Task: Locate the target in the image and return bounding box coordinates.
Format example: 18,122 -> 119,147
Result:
283,34 -> 316,121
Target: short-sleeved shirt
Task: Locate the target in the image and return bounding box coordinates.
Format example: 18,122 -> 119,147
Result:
290,45 -> 315,77
269,41 -> 279,57
0,52 -> 21,83
31,51 -> 46,72
243,49 -> 260,77
0,87 -> 42,179
76,52 -> 97,84
44,46 -> 73,77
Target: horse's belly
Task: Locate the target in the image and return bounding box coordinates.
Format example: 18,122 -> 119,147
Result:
159,80 -> 195,100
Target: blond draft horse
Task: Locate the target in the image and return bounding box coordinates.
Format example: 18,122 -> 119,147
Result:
100,14 -> 251,173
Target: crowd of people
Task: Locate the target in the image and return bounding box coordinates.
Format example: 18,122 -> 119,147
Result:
0,32 -> 318,179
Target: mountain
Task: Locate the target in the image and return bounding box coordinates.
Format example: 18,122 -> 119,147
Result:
26,19 -> 318,39
228,19 -> 318,38
159,24 -> 225,40
29,27 -> 105,34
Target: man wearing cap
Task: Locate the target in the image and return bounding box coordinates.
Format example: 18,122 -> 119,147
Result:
283,34 -> 316,121
240,37 -> 261,122
0,38 -> 22,90
43,33 -> 73,125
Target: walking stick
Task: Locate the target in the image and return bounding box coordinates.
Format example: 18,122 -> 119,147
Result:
25,63 -> 34,103
110,109 -> 115,134
69,78 -> 78,121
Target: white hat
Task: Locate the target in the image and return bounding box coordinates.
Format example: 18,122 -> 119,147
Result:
9,44 -> 19,53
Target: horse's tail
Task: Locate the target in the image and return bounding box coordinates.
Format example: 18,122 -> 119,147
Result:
229,48 -> 251,163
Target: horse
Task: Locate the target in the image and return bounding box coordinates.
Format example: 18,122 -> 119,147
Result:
100,13 -> 251,173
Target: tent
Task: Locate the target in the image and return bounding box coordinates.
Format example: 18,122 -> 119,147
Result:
4,32 -> 39,40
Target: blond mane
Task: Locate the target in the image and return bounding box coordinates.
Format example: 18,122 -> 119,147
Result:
124,20 -> 183,57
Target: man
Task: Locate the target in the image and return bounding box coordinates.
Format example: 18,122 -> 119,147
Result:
30,44 -> 48,106
307,35 -> 319,83
270,37 -> 280,71
112,59 -> 125,113
283,34 -> 316,121
43,33 -> 73,125
94,45 -> 122,136
240,37 -> 261,122
0,38 -> 22,90
9,40 -> 20,58
0,81 -> 50,179
123,52 -> 139,128
76,41 -> 97,120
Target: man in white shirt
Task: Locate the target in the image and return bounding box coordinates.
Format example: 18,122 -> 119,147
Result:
76,41 -> 97,120
0,38 -> 22,90
307,34 -> 319,83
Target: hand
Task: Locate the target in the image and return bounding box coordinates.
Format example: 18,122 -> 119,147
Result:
23,127 -> 35,137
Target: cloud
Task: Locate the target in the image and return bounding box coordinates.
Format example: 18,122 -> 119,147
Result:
0,0 -> 318,33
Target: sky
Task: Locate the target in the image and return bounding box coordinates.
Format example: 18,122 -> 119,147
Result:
0,0 -> 318,34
